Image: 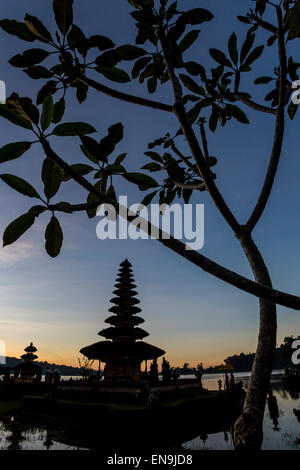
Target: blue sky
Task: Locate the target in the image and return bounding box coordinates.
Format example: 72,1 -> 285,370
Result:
0,0 -> 299,368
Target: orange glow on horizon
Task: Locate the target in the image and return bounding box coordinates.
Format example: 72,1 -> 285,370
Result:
5,346 -> 224,370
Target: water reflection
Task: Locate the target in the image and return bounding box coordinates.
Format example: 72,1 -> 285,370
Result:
0,373 -> 298,450
183,374 -> 300,450
0,417 -> 86,450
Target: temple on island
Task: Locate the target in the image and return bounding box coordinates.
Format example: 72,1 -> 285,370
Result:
80,259 -> 165,382
14,342 -> 42,382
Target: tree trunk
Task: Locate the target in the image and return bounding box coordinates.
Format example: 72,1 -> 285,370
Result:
234,233 -> 277,450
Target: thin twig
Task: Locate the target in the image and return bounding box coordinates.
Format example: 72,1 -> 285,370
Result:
231,93 -> 277,115
77,75 -> 173,113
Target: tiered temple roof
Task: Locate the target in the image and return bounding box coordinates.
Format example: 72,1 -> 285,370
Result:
21,342 -> 38,362
80,259 -> 165,361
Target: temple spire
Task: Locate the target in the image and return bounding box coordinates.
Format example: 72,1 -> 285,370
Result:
100,259 -> 148,341
80,259 -> 165,382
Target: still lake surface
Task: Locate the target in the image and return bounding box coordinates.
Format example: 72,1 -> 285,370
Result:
0,370 -> 299,450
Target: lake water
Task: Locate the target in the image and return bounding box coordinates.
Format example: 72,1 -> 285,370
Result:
0,370 -> 299,450
183,371 -> 300,450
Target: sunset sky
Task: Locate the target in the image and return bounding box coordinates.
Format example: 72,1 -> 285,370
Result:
0,0 -> 299,369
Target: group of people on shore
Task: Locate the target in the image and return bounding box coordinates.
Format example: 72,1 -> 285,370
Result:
45,368 -> 61,385
218,372 -> 235,391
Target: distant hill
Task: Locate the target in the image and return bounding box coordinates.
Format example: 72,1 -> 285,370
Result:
4,356 -> 83,376
204,337 -> 297,373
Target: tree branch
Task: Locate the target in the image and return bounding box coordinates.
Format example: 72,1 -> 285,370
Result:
246,6 -> 287,231
171,180 -> 205,190
231,93 -> 277,115
48,201 -> 99,213
158,27 -> 242,236
254,17 -> 278,35
169,139 -> 198,173
77,75 -> 173,113
40,138 -> 300,311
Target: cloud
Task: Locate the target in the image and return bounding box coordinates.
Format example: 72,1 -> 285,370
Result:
0,240 -> 39,267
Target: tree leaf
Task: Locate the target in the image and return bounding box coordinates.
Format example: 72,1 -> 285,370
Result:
53,122 -> 96,136
187,101 -> 203,124
67,163 -> 94,178
9,48 -> 50,68
67,25 -> 87,56
183,61 -> 206,79
36,80 -> 58,105
115,44 -> 147,61
178,8 -> 214,25
237,16 -> 251,25
53,0 -> 73,35
0,141 -> 31,164
3,212 -> 36,247
147,76 -> 157,93
96,66 -> 131,83
254,76 -> 274,85
141,162 -> 161,172
86,181 -> 101,219
179,30 -> 200,53
45,216 -> 63,257
289,0 -> 300,39
24,14 -> 53,43
132,57 -> 151,79
28,205 -> 47,217
108,122 -> 124,145
76,82 -> 88,103
87,35 -> 115,51
6,93 -> 39,126
53,98 -> 65,123
114,153 -> 127,166
0,104 -> 33,129
122,172 -> 159,189
0,19 -> 36,42
107,184 -> 116,200
226,104 -> 249,124
141,190 -> 157,206
240,32 -> 255,64
182,188 -> 193,203
99,135 -> 115,162
209,108 -> 218,132
228,33 -> 238,66
209,48 -> 231,67
288,101 -> 298,120
41,94 -> 54,131
80,135 -> 102,163
95,50 -> 121,68
0,174 -> 40,198
144,151 -> 163,163
63,163 -> 95,181
243,45 -> 264,67
42,157 -> 63,200
179,74 -> 205,95
24,65 -> 53,79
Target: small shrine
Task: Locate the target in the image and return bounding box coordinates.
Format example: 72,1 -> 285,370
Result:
80,259 -> 165,382
14,343 -> 42,382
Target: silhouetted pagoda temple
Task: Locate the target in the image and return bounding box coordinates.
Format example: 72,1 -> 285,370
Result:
80,259 -> 165,381
14,342 -> 42,381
